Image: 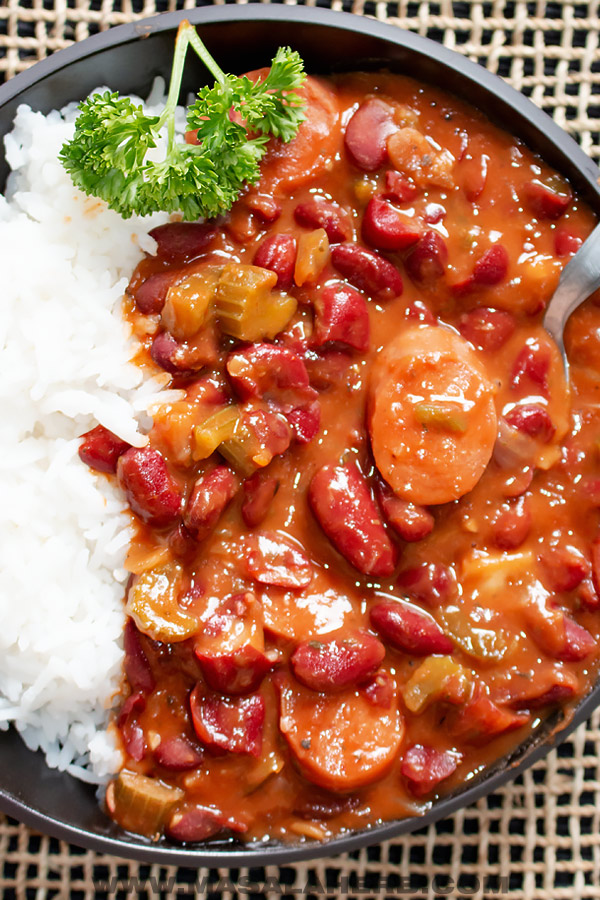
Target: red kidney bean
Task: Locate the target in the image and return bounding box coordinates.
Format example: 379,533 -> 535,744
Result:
304,348 -> 354,391
383,170 -> 419,203
344,98 -> 397,171
592,536 -> 600,598
150,331 -> 209,376
242,473 -> 279,528
245,193 -> 281,223
117,447 -> 182,526
511,342 -> 550,396
458,307 -> 516,351
284,400 -> 321,444
312,282 -> 370,352
375,480 -> 434,542
78,425 -> 130,474
424,203 -> 446,224
404,231 -> 447,283
294,196 -> 352,243
290,631 -> 385,693
117,693 -> 147,763
293,791 -> 361,820
361,196 -> 421,252
524,180 -> 572,220
360,670 -> 395,709
370,599 -> 453,655
396,563 -> 457,607
472,244 -> 509,285
243,532 -> 312,589
401,745 -> 461,797
527,602 -> 595,662
226,343 -> 310,402
331,243 -> 403,302
452,687 -> 528,743
491,498 -> 531,550
460,152 -> 489,201
149,223 -> 216,262
497,666 -> 579,710
405,299 -> 437,325
117,691 -> 145,728
501,466 -> 534,499
253,234 -> 297,290
132,269 -> 179,315
166,806 -> 227,843
184,466 -> 238,541
123,619 -> 155,694
504,404 -> 555,443
242,408 -> 293,460
560,617 -> 595,662
554,228 -> 582,257
154,737 -> 203,771
540,544 -> 590,592
189,687 -> 265,756
309,463 -> 398,577
196,646 -> 272,696
167,522 -> 197,561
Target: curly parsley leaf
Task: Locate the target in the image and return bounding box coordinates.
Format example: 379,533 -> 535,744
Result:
59,21 -> 306,220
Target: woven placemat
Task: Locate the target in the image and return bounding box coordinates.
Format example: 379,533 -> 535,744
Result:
1,2 -> 600,897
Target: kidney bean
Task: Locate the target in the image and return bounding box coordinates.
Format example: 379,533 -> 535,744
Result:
294,196 -> 352,243
361,196 -> 421,252
577,578 -> 600,612
460,152 -> 489,201
123,618 -> 155,694
291,631 -> 385,693
344,98 -> 397,171
117,693 -> 147,763
554,228 -> 582,257
331,243 -> 403,302
375,480 -> 434,542
154,737 -> 203,771
243,532 -> 312,589
592,537 -> 600,599
495,666 -> 579,710
360,670 -> 395,709
184,466 -> 239,541
511,342 -> 550,396
277,678 -> 404,791
190,687 -> 265,757
167,522 -> 198,561
504,404 -> 555,443
293,791 -> 361,820
401,745 -> 461,797
308,463 -> 398,577
117,692 -> 145,729
226,344 -> 310,403
242,473 -> 279,528
284,399 -> 321,444
196,647 -> 272,696
245,193 -> 281,223
304,348 -> 354,390
149,222 -> 216,262
132,269 -> 180,316
539,544 -> 590,592
117,447 -> 182,527
312,282 -> 370,352
396,563 -> 456,607
370,599 -> 453,656
424,203 -> 446,224
383,170 -> 419,203
405,299 -> 437,325
561,617 -> 595,662
253,234 -> 297,290
490,498 -> 531,550
524,179 -> 572,220
526,602 -> 595,662
150,331 -> 214,377
452,686 -> 528,743
458,307 -> 516,351
501,466 -> 534,499
78,425 -> 131,474
243,407 -> 293,460
404,230 -> 447,283
473,244 -> 509,285
166,806 -> 227,843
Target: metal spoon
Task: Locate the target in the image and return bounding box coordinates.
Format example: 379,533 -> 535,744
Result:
543,222 -> 600,373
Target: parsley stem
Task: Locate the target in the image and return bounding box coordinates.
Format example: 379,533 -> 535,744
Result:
186,26 -> 227,87
157,20 -> 192,152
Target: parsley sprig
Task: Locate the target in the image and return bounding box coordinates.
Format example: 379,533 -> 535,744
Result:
59,21 -> 306,220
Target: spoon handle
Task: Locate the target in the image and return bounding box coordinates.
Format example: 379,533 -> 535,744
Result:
543,221 -> 600,357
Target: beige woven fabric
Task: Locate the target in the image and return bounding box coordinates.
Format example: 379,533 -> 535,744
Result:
1,2 -> 600,897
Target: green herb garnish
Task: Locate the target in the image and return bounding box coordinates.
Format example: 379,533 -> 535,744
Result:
59,20 -> 306,220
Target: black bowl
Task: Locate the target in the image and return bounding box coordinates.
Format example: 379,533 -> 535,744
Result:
1,4 -> 599,867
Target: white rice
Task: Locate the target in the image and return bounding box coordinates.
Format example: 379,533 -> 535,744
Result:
0,83 -> 180,782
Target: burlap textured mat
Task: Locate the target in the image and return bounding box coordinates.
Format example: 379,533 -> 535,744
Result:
1,1 -> 600,897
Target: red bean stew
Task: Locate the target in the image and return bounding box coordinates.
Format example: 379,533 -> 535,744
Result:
78,70 -> 600,845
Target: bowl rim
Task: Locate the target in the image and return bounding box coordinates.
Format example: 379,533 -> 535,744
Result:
1,3 -> 600,867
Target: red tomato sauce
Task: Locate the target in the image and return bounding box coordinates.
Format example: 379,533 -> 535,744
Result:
79,71 -> 600,845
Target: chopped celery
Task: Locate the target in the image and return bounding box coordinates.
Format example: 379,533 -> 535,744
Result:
192,406 -> 239,461
161,269 -> 220,339
401,655 -> 472,713
414,402 -> 468,433
126,562 -> 199,642
109,771 -> 184,837
215,263 -> 297,341
294,228 -> 330,287
439,605 -> 513,663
